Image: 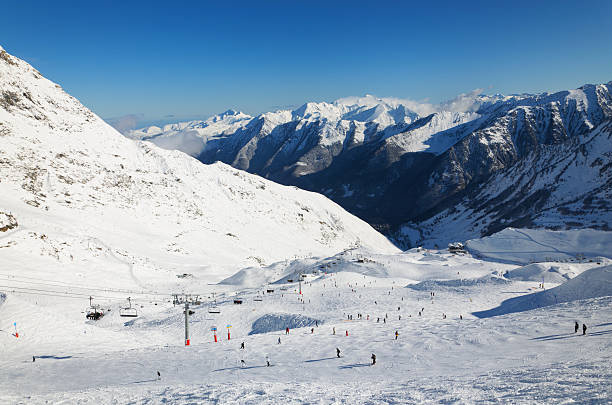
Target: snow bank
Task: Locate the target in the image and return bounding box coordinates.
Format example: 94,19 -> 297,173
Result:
473,265 -> 612,318
406,274 -> 510,291
503,263 -> 573,283
466,228 -> 612,264
249,313 -> 321,335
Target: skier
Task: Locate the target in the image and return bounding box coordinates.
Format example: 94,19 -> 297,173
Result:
286,327 -> 290,335
157,371 -> 161,380
336,347 -> 341,358
311,328 -> 314,334
371,353 -> 376,365
240,342 -> 245,349
574,321 -> 579,333
32,356 -> 35,362
278,337 -> 281,344
583,324 -> 587,335
395,330 -> 399,340
266,356 -> 271,367
333,327 -> 336,335
383,318 -> 386,324
460,315 -> 463,320
241,359 -> 246,368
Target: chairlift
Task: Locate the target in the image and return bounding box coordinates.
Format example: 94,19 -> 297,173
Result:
85,296 -> 104,320
120,297 -> 138,318
208,292 -> 221,314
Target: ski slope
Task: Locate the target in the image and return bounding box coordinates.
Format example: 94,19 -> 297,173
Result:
1,244 -> 611,404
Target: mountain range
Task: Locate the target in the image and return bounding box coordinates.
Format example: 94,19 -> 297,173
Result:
126,84 -> 612,247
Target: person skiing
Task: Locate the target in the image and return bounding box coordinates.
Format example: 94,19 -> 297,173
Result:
336,347 -> 341,358
285,327 -> 290,335
333,327 -> 336,335
241,359 -> 246,368
395,330 -> 399,340
311,328 -> 314,334
32,356 -> 35,362
157,371 -> 161,380
371,353 -> 376,365
266,356 -> 271,367
278,337 -> 281,344
583,324 -> 587,335
574,321 -> 579,333
240,342 -> 245,349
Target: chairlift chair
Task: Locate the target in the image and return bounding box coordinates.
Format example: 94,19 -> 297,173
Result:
86,305 -> 104,320
208,292 -> 221,313
85,297 -> 104,320
119,307 -> 138,317
120,297 -> 138,318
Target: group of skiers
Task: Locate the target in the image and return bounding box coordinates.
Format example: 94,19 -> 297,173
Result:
575,321 -> 587,335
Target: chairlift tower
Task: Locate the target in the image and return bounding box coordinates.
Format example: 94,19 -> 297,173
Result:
184,300 -> 190,346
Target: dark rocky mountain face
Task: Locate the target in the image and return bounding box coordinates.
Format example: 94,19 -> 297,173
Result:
170,85 -> 612,247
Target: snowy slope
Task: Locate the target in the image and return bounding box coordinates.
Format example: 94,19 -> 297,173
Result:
0,44 -> 398,296
1,241 -> 610,403
465,228 -> 612,264
473,265 -> 612,317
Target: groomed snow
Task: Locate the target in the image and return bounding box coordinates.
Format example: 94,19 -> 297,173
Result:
466,228 -> 612,264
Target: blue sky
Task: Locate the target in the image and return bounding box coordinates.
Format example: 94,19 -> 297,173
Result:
2,0 -> 611,127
